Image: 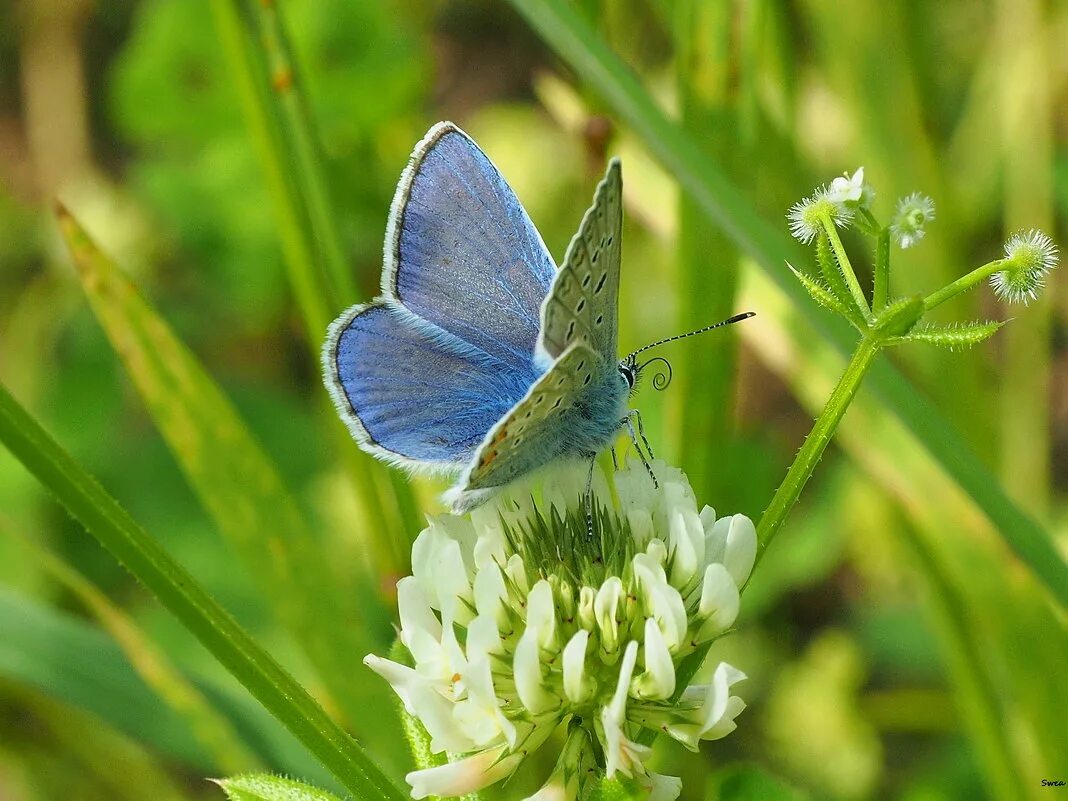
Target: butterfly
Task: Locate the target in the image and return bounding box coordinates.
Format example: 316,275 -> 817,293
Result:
322,121 -> 750,514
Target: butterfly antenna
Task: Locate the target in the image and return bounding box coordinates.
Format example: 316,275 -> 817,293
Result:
625,311 -> 756,361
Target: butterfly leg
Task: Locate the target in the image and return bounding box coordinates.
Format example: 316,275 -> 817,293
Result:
622,415 -> 659,489
582,452 -> 597,539
628,409 -> 655,459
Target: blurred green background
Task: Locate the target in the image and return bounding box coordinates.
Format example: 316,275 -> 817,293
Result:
0,0 -> 1065,799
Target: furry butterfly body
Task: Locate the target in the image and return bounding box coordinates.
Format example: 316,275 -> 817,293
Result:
323,122 -> 633,511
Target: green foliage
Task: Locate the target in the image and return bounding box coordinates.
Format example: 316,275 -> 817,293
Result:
711,766 -> 810,801
56,205 -> 383,731
893,320 -> 1005,350
1,1 -> 1066,799
214,774 -> 343,801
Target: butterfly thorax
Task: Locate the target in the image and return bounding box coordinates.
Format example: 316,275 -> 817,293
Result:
556,366 -> 631,457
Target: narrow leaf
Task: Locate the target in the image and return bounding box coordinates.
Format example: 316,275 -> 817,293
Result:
214,774 -> 343,801
0,588 -> 330,781
815,231 -> 859,315
55,204 -> 390,729
0,381 -> 407,801
788,263 -> 863,328
4,528 -> 258,773
895,320 -> 1005,350
872,295 -> 924,338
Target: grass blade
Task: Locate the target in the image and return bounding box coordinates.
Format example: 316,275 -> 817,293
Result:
3,526 -> 258,774
244,0 -> 357,306
504,0 -> 1068,608
55,205 -> 395,736
0,587 -> 331,782
0,382 -> 407,801
209,0 -> 419,575
672,0 -> 742,502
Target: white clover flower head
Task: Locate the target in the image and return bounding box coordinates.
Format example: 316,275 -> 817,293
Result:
787,186 -> 854,244
991,229 -> 1059,305
366,457 -> 754,800
826,167 -> 873,210
890,192 -> 935,249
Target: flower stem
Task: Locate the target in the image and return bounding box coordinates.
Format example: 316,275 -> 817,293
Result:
755,335 -> 881,558
873,228 -> 890,311
821,216 -> 871,317
923,259 -> 1005,311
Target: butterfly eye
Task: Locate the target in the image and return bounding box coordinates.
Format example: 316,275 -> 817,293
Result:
619,364 -> 635,389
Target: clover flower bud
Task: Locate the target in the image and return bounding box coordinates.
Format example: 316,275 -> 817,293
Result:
365,458 -> 754,800
990,229 -> 1059,304
889,192 -> 935,249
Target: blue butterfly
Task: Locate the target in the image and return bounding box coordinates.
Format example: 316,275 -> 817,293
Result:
323,122 -> 747,513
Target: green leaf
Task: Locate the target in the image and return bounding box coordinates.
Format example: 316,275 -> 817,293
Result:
3,528 -> 258,773
893,320 -> 1005,350
503,0 -> 1068,610
712,766 -> 810,801
214,774 -> 344,801
788,264 -> 862,327
55,204 -> 389,731
0,587 -> 330,781
872,295 -> 925,338
815,232 -> 860,317
0,382 -> 406,801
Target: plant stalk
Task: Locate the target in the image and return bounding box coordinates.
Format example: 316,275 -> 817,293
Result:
0,382 -> 407,801
756,335 -> 881,557
820,216 -> 871,317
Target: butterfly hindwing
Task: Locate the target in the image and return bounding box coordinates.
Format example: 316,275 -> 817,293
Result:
323,301 -> 539,470
386,122 -> 556,372
461,341 -> 605,492
537,159 -> 622,365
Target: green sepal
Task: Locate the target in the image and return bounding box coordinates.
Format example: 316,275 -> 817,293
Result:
873,295 -> 925,338
888,320 -> 1005,350
212,774 -> 344,801
788,264 -> 867,330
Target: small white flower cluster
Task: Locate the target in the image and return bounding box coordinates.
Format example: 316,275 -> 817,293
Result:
787,167 -> 871,244
889,192 -> 936,249
991,229 -> 1059,304
365,458 -> 756,801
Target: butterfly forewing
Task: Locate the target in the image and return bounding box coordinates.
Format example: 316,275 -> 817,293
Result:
538,159 -> 622,365
462,342 -> 603,492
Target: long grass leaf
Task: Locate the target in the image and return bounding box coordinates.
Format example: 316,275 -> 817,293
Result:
503,0 -> 1068,608
0,588 -> 331,782
672,0 -> 742,502
0,382 -> 407,801
3,526 -> 258,773
209,0 -> 418,576
56,205 -> 395,736
243,0 -> 357,306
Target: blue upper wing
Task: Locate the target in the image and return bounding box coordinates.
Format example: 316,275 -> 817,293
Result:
323,301 -> 541,467
383,122 -> 556,371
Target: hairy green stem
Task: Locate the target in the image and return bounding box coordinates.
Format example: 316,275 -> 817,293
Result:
922,259 -> 1004,311
873,229 -> 890,311
0,383 -> 407,801
756,336 -> 881,557
820,216 -> 871,317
